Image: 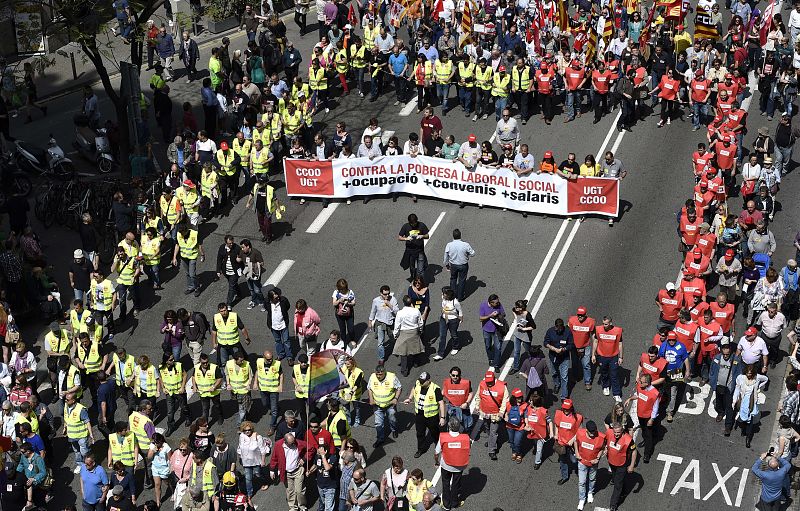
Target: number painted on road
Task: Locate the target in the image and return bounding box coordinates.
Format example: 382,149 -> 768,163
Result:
676,381 -> 719,419
657,454 -> 749,507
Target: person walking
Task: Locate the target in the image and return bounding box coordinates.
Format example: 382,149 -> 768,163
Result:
155,25 -> 175,81
478,370 -> 508,461
434,416 -> 469,510
570,420 -> 606,510
436,288 -> 463,359
479,294 -> 507,371
79,453 -> 109,511
658,331 -> 690,423
64,391 -> 94,471
254,350 -> 282,436
179,31 -> 200,83
709,342 -> 742,436
403,372 -> 445,458
554,399 -> 583,484
443,229 -> 475,302
270,433 -> 308,511
238,240 -> 265,311
368,365 -> 401,448
192,353 -> 223,425
393,296 -> 425,377
267,288 -> 293,362
399,215 -> 430,281
171,224 -> 204,297
592,316 -> 624,402
225,348 -> 252,422
605,422 -> 638,511
216,235 -> 243,308
211,302 -> 252,369
626,373 -> 659,463
544,319 -> 574,401
369,285 -> 399,365
159,353 -> 189,435
568,306 -> 596,391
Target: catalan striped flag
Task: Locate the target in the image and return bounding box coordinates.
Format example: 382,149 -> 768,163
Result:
460,0 -> 474,48
585,23 -> 598,63
602,16 -> 613,42
694,6 -> 719,40
308,349 -> 348,401
659,0 -> 682,20
557,0 -> 569,32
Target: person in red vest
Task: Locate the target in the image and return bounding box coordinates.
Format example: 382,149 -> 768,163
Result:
434,417 -> 470,511
678,271 -> 706,309
710,292 -> 736,338
695,222 -> 717,259
688,289 -> 710,323
591,316 -> 623,402
636,346 -> 667,388
678,207 -> 702,255
711,133 -> 737,190
652,67 -> 681,127
605,422 -> 638,510
689,69 -> 711,131
651,327 -> 670,349
568,306 -> 596,390
522,392 -> 552,469
697,308 -> 724,383
478,370 -> 508,461
564,59 -> 587,122
535,63 -> 555,124
503,388 -> 527,462
655,283 -> 683,330
554,399 -> 583,485
625,374 -> 659,464
442,366 -> 474,430
692,142 -> 713,181
591,61 -> 612,124
569,420 -> 606,510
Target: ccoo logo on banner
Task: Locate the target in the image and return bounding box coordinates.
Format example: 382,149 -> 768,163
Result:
284,155 -> 619,217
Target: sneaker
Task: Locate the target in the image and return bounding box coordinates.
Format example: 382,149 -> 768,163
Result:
432,354 -> 443,361
450,348 -> 459,355
346,199 -> 351,204
414,450 -> 423,458
325,108 -> 330,113
394,100 -> 400,106
692,126 -> 699,131
557,478 -> 568,485
577,500 -> 585,511
260,304 -> 267,312
587,494 -> 593,504
221,383 -> 228,391
488,366 -> 495,372
74,466 -> 81,474
472,114 -> 478,122
585,384 -> 592,391
666,118 -> 671,125
614,396 -> 622,403
603,387 -> 610,396
247,301 -> 256,310
666,412 -> 673,422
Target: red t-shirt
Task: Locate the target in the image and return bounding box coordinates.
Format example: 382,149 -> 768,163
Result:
420,115 -> 442,143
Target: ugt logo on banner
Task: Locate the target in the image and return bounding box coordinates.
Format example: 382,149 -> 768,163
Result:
566,177 -> 619,216
285,160 -> 335,196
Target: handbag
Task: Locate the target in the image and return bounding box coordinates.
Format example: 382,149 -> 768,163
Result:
553,442 -> 566,456
40,467 -> 54,489
386,470 -> 408,511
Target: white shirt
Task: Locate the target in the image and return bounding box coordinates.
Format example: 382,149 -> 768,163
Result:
737,336 -> 768,364
283,442 -> 300,472
393,306 -> 422,336
697,0 -> 715,10
271,302 -> 286,330
789,10 -> 800,29
441,0 -> 455,22
195,139 -> 217,153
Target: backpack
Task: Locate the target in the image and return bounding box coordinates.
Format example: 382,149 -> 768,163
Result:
507,405 -> 522,427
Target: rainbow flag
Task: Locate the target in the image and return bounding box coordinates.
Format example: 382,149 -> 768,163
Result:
309,349 -> 348,401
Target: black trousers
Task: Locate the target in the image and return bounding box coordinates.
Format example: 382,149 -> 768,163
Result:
512,91 -> 529,120
609,464 -> 627,508
226,274 -> 239,305
660,99 -> 677,122
593,93 -> 608,122
638,416 -> 654,460
539,93 -> 554,121
202,104 -> 217,138
200,394 -> 223,424
166,392 -> 189,428
441,469 -> 462,509
715,385 -> 735,429
414,412 -> 440,452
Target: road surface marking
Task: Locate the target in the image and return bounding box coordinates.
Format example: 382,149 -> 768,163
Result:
424,212 -> 446,247
306,203 -> 340,233
263,259 -> 295,287
400,99 -> 418,116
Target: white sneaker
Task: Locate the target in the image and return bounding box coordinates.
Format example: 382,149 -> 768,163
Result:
432,354 -> 443,361
450,349 -> 459,355
74,465 -> 81,474
346,199 -> 351,204
666,118 -> 671,125
614,396 -> 622,403
603,387 -> 610,396
587,494 -> 594,504
247,301 -> 255,310
488,366 -> 495,372
577,499 -> 585,511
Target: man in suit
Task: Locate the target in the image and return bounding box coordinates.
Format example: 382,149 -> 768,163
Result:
179,30 -> 200,83
311,133 -> 335,161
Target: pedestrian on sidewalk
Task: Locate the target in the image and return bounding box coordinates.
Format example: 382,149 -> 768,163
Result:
179,31 -> 200,83
21,63 -> 46,124
156,25 -> 175,81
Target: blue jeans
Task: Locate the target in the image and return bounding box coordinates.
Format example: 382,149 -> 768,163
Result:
260,391 -> 279,427
494,96 -> 508,120
449,263 -> 468,301
446,403 -> 473,430
511,338 -> 529,371
374,322 -> 393,362
344,399 -> 362,425
247,279 -> 265,305
438,317 -> 459,356
393,75 -> 406,101
243,465 -> 262,497
374,405 -> 397,441
691,102 -> 708,129
458,85 -> 473,112
437,84 -> 450,111
565,90 -> 581,120
318,487 -> 336,511
483,330 -> 502,368
559,446 -> 577,480
578,462 -> 597,501
271,327 -> 292,360
775,145 -> 792,175
181,258 -> 197,290
218,344 -> 236,368
74,288 -> 86,303
171,343 -> 182,361
597,355 -> 621,397
552,356 -> 570,400
531,438 -> 544,465
575,347 -> 592,385
355,67 -> 366,95
507,427 -> 524,455
143,263 -> 161,287
69,436 -> 90,463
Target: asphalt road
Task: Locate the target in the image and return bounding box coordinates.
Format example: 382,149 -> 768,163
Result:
8,7 -> 800,511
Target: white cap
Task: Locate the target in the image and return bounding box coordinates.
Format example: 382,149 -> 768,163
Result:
73,249 -> 84,259
665,282 -> 676,291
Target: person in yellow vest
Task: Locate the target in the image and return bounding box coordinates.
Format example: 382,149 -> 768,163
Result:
199,162 -> 220,220
434,52 -> 455,115
176,179 -> 201,226
45,320 -> 72,391
339,355 -> 365,426
62,391 -> 94,470
410,53 -> 434,114
349,35 -> 368,97
193,353 -> 223,425
492,64 -> 511,121
212,302 -> 252,369
189,449 -> 219,501
225,348 -> 253,422
309,58 -> 329,113
254,349 -> 282,435
72,332 -> 107,407
171,224 -> 204,297
511,57 -> 533,124
133,355 -> 160,409
325,398 -> 351,448
281,101 -> 303,139
232,131 -> 252,181
456,54 -> 476,117
244,174 -> 282,244
473,57 -> 493,121
249,138 -> 273,182
403,371 -> 446,458
107,421 -> 138,478
14,400 -> 40,436
130,399 -> 156,488
334,39 -> 350,95
368,46 -> 388,103
160,189 -> 183,237
88,268 -> 117,339
214,140 -> 241,205
56,355 -> 82,403
140,227 -> 163,291
111,245 -> 142,323
79,312 -> 104,346
69,299 -> 91,343
292,353 -> 310,415
159,352 -> 189,435
118,231 -> 140,259
368,365 -> 402,447
107,346 -> 137,415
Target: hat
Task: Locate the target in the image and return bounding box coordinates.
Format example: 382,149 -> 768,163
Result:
344,23 -> 352,29
220,141 -> 229,150
112,485 -> 124,496
484,370 -> 496,382
512,388 -> 523,398
665,282 -> 676,291
50,321 -> 60,332
782,112 -> 791,118
418,371 -> 430,382
571,59 -> 581,67
693,289 -> 703,297
544,150 -> 553,159
540,63 -> 549,71
586,420 -> 598,433
763,156 -> 773,164
700,222 -> 710,230
789,259 -> 798,267
725,249 -> 735,259
223,471 -> 237,487
468,134 -> 477,142
692,247 -> 702,256
706,166 -> 718,175
73,249 -> 84,259
577,306 -> 587,315
183,179 -> 195,188
699,180 -> 708,188
725,73 -> 733,79
758,126 -> 770,136
667,331 -> 677,340
561,399 -> 573,410
695,69 -> 704,77
745,326 -> 758,336
498,65 -> 506,72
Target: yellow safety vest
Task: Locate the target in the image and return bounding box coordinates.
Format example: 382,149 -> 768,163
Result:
176,230 -> 199,260
350,45 -> 367,68
291,83 -> 311,104
77,341 -> 103,374
226,359 -> 251,395
435,60 -> 453,84
191,459 -> 216,497
335,49 -> 349,74
293,364 -> 309,399
458,62 -> 475,86
282,110 -> 303,137
15,412 -> 39,434
45,330 -> 71,355
129,410 -> 153,450
143,217 -> 160,232
160,362 -> 184,395
140,236 -> 161,266
364,26 -> 377,51
117,241 -> 139,259
64,403 -> 89,439
69,309 -> 91,336
309,67 -> 327,90
216,150 -> 236,177
160,195 -> 181,226
109,432 -> 136,467
194,364 -> 221,397
232,139 -> 252,165
268,116 -> 283,141
251,127 -> 267,147
251,149 -> 270,175
111,353 -> 136,387
90,279 -> 115,311
327,409 -> 351,447
213,312 -> 240,346
176,187 -> 200,215
253,182 -> 279,216
368,372 -> 398,408
115,256 -> 137,286
63,364 -> 83,399
475,66 -> 493,90
511,66 -> 531,92
256,357 -> 281,392
412,381 -> 440,418
201,170 -> 218,199
133,364 -> 160,398
492,73 -> 510,98
339,366 -> 364,402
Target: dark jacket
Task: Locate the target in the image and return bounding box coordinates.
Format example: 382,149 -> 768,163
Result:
153,89 -> 173,123
708,353 -> 742,392
156,33 -> 175,58
312,140 -> 335,159
216,243 -> 243,275
543,326 -> 575,361
179,38 -> 200,64
266,295 -> 291,329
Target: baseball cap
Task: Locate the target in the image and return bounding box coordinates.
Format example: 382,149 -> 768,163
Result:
561,399 -> 573,410
725,73 -> 733,79
223,471 -> 237,486
418,371 -> 430,382
586,420 -> 598,433
665,282 -> 676,291
693,289 -> 703,297
112,485 -> 124,496
724,249 -> 735,259
707,166 -> 718,175
540,63 -> 549,71
468,134 -> 477,142
73,249 -> 84,259
667,331 -> 678,340
692,247 -> 702,256
183,179 -> 195,188
577,306 -> 587,315
544,150 -> 553,159
699,180 -> 708,188
484,370 -> 495,382
511,388 -> 523,398
498,65 -> 506,72
745,326 -> 758,336
220,141 -> 229,150
695,69 -> 704,77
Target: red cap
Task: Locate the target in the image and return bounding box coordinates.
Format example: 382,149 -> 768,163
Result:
577,306 -> 587,315
695,69 -> 704,77
699,180 -> 708,188
468,134 -> 477,142
561,399 -> 573,410
693,289 -> 703,297
498,65 -> 506,72
545,52 -> 553,58
677,24 -> 685,30
725,73 -> 733,79
692,247 -> 702,256
570,59 -> 581,67
724,249 -> 735,259
540,63 -> 549,71
220,141 -> 229,150
484,370 -> 495,382
183,179 -> 195,188
667,331 -> 678,340
745,326 -> 758,336
707,166 -> 718,175
512,388 -> 523,398
544,150 -> 553,159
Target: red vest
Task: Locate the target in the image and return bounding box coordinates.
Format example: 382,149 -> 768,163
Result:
679,278 -> 706,308
565,68 -> 585,90
683,252 -> 710,277
594,326 -> 623,357
554,410 -> 583,446
439,432 -> 470,466
638,352 -> 667,381
652,334 -> 664,349
656,289 -> 683,322
568,315 -> 596,349
658,76 -> 679,101
575,428 -> 606,466
635,383 -> 660,419
695,232 -> 717,259
673,320 -> 699,352
698,318 -> 723,353
690,78 -> 711,103
709,302 -> 735,333
605,430 -> 633,467
689,300 -> 709,323
442,378 -> 471,407
536,71 -> 553,94
524,405 -> 548,440
679,215 -> 702,245
478,380 -> 506,415
692,150 -> 712,176
713,141 -> 736,170
592,70 -> 612,94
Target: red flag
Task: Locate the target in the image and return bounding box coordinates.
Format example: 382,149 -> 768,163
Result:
759,0 -> 776,47
638,3 -> 658,47
432,0 -> 443,21
556,0 -> 569,32
347,4 -> 358,26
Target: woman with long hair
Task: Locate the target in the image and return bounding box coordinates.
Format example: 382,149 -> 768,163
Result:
732,364 -> 769,448
332,278 -> 356,346
147,432 -> 172,508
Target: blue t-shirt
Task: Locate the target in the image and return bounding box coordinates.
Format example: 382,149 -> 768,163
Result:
97,379 -> 117,418
389,53 -> 408,76
113,0 -> 129,20
24,434 -> 45,453
81,465 -> 109,504
658,341 -> 689,372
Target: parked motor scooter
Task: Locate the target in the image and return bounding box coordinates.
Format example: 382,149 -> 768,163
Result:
73,114 -> 115,173
13,133 -> 75,179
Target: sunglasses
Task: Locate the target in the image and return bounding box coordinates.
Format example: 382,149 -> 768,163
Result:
244,429 -> 253,433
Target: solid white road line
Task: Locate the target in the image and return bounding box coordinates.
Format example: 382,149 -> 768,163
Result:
531,219 -> 582,319
306,202 -> 340,233
400,99 -> 418,116
424,212 -> 447,247
263,259 -> 295,287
